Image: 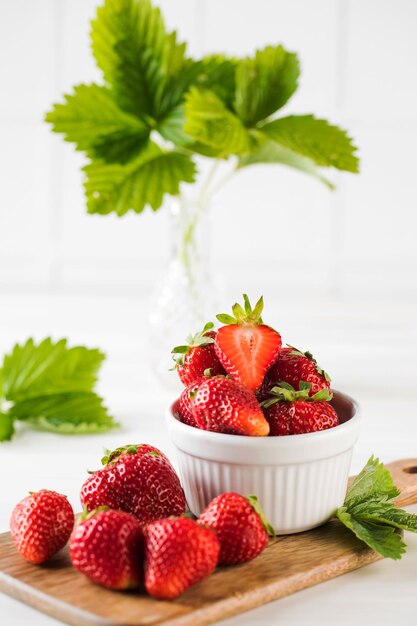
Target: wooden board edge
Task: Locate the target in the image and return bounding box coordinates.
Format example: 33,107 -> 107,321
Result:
160,549 -> 383,626
0,570 -> 113,626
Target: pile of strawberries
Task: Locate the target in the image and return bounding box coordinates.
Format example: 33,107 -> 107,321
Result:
10,444 -> 273,599
172,295 -> 339,436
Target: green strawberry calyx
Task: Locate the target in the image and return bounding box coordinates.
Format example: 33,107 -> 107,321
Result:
286,344 -> 331,382
171,322 -> 215,367
101,444 -> 161,466
216,294 -> 264,326
261,381 -> 333,408
246,495 -> 275,537
79,505 -> 110,523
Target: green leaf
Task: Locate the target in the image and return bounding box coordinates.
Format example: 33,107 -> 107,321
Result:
10,393 -> 118,434
91,0 -> 196,121
194,55 -> 237,108
261,115 -> 359,173
84,142 -> 196,216
184,88 -> 254,156
345,455 -> 400,509
238,138 -> 334,189
234,45 -> 299,127
157,106 -> 191,146
334,456 -> 417,560
2,338 -> 105,402
91,0 -> 167,118
335,507 -> 406,560
45,84 -> 150,164
0,412 -> 14,442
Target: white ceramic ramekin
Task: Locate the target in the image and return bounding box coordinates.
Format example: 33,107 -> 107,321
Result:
166,391 -> 360,534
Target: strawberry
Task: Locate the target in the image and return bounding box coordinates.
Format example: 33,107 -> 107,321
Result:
144,517 -> 219,599
190,376 -> 269,436
215,295 -> 282,391
176,378 -> 204,427
172,322 -> 226,386
70,509 -> 144,590
262,382 -> 338,435
265,345 -> 331,397
10,490 -> 74,564
80,444 -> 186,523
198,493 -> 273,565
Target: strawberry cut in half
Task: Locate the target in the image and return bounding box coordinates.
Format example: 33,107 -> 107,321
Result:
215,295 -> 282,391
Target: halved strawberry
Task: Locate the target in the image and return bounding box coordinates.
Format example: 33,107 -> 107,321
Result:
215,295 -> 282,391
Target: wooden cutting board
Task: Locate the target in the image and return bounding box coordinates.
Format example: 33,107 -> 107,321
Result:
1,458 -> 417,626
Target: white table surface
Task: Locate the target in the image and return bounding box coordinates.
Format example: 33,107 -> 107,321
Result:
1,292 -> 417,626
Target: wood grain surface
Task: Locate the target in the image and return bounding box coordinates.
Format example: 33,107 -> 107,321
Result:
1,458 -> 417,626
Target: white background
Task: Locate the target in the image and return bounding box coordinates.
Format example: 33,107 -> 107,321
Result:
1,1 -> 417,625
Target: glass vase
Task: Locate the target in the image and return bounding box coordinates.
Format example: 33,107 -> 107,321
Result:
147,194 -> 220,390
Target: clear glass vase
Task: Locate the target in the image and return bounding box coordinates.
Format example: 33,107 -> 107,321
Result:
147,194 -> 220,390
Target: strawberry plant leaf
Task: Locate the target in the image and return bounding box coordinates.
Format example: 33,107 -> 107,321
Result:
344,455 -> 400,509
91,0 -> 166,118
0,412 -> 14,442
2,338 -> 105,402
10,392 -> 118,434
195,55 -> 237,108
84,142 -> 196,216
260,115 -> 359,173
45,84 -> 150,164
238,139 -> 335,189
336,507 -> 406,560
184,88 -> 254,156
234,45 -> 299,127
335,456 -> 417,559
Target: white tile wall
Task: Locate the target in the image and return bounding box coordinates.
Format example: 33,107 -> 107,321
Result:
0,0 -> 416,299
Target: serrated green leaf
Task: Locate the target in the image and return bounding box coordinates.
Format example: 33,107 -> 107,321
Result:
91,0 -> 196,121
238,139 -> 334,189
356,504 -> 417,532
261,115 -> 359,173
10,392 -> 118,434
194,55 -> 237,108
234,45 -> 299,127
184,88 -> 254,156
45,84 -> 149,164
2,338 -> 105,402
91,0 -> 166,118
345,456 -> 400,509
0,412 -> 14,442
157,106 -> 191,146
335,507 -> 406,560
84,142 -> 196,216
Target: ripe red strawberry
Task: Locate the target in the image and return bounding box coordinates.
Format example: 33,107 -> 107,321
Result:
198,493 -> 273,565
190,376 -> 269,436
262,382 -> 338,435
172,322 -> 226,386
10,490 -> 74,564
265,346 -> 331,397
176,378 -> 205,427
70,509 -> 144,590
215,295 -> 282,391
144,517 -> 219,599
80,444 -> 186,523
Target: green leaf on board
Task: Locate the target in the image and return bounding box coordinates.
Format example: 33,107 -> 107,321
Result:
335,456 -> 417,560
